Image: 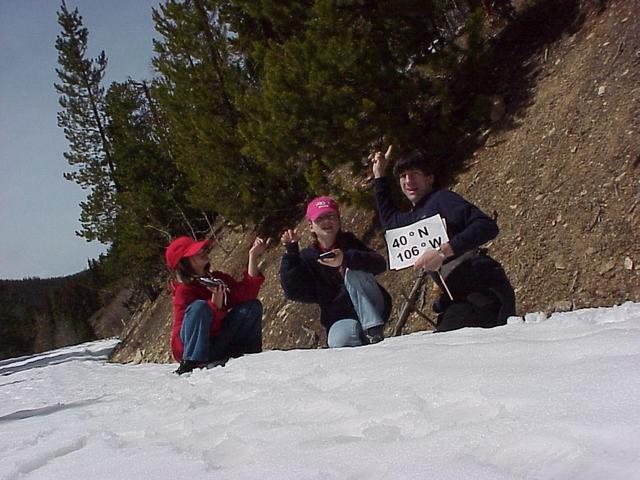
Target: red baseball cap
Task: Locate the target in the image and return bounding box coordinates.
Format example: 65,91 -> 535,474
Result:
165,236 -> 211,269
306,196 -> 340,222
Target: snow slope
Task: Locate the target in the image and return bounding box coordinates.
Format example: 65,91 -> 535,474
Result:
2,302 -> 640,479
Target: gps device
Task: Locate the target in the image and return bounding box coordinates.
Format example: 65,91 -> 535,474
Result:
197,277 -> 225,288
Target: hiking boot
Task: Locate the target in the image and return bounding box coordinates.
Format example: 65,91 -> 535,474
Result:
174,360 -> 206,375
364,326 -> 384,344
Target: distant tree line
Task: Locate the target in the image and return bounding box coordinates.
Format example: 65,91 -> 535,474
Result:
55,0 -> 511,296
0,271 -> 101,360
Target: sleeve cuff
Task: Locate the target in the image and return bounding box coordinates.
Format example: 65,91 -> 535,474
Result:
374,177 -> 388,190
285,242 -> 300,255
207,300 -> 227,319
244,270 -> 265,282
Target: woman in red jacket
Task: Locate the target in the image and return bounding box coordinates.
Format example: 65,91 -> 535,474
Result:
165,235 -> 267,375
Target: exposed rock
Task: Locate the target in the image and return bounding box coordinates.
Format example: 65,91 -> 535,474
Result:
585,247 -> 597,256
524,312 -> 547,323
551,300 -> 573,312
598,259 -> 617,275
132,348 -> 144,364
489,95 -> 506,123
554,259 -> 567,270
87,287 -> 134,338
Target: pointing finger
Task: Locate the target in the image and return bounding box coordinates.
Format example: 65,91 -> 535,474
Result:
385,145 -> 393,159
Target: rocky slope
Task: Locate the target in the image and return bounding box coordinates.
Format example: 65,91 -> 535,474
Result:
111,0 -> 639,364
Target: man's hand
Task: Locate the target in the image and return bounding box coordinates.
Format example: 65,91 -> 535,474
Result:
413,249 -> 445,272
280,229 -> 299,245
317,249 -> 343,268
413,243 -> 453,272
371,145 -> 393,178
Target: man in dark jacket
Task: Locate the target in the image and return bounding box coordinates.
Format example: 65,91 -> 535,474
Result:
372,147 -> 515,332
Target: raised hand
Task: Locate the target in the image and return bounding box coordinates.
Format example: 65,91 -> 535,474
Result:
371,145 -> 393,178
249,236 -> 269,258
248,236 -> 270,278
280,228 -> 299,246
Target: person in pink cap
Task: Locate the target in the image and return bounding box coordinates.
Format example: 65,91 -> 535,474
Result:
165,235 -> 268,374
279,196 -> 391,347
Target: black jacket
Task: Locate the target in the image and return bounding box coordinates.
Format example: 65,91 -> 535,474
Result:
374,177 -> 515,323
279,231 -> 392,332
374,177 -> 499,255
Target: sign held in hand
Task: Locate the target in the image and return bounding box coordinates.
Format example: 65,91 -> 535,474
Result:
385,214 -> 449,270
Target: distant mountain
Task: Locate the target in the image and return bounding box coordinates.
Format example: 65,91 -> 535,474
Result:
0,272 -> 106,360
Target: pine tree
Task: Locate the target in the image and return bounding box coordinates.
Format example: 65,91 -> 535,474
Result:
239,0 -> 445,196
152,0 -> 249,221
148,1 -> 462,219
103,79 -> 206,292
54,1 -> 118,242
149,0 -> 498,222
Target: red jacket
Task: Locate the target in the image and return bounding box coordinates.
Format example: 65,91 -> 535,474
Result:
170,270 -> 264,361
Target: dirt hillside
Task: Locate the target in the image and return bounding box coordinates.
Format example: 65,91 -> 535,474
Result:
110,0 -> 639,364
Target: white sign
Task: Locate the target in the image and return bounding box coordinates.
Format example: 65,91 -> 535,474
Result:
384,214 -> 449,270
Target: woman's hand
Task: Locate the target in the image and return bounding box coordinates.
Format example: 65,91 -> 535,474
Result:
280,228 -> 299,245
249,236 -> 268,258
248,236 -> 269,277
317,249 -> 343,268
209,284 -> 226,309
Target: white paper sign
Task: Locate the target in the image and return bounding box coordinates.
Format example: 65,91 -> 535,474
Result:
384,214 -> 449,270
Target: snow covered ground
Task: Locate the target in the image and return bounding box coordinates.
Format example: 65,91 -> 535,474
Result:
1,302 -> 640,480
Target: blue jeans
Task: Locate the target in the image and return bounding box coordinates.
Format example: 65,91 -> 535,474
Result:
180,299 -> 263,362
327,269 -> 386,348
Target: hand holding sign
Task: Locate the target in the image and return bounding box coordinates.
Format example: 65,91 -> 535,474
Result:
384,214 -> 449,271
413,248 -> 445,272
371,145 -> 393,178
385,214 -> 454,300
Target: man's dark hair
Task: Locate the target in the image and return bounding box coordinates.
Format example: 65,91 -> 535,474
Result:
392,149 -> 435,178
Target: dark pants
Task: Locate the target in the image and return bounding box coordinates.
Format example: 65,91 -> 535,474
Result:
434,254 -> 516,333
209,299 -> 263,360
436,291 -> 503,332
180,299 -> 263,362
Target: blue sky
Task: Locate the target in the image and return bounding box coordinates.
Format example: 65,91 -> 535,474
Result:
0,0 -> 160,279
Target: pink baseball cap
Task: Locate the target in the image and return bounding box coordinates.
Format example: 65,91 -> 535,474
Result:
306,196 -> 340,222
165,236 -> 211,269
